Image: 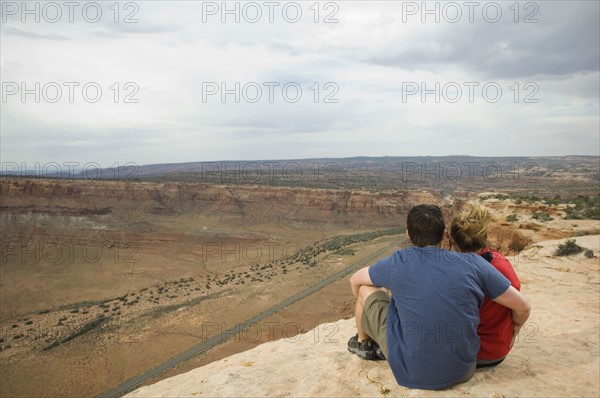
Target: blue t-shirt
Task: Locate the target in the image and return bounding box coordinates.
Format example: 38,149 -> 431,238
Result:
369,247 -> 511,390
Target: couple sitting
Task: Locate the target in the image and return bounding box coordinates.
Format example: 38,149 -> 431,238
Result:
348,204 -> 530,390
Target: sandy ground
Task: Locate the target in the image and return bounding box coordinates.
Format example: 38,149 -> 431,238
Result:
127,235 -> 600,397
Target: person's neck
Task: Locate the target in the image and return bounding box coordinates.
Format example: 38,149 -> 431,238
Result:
419,244 -> 442,249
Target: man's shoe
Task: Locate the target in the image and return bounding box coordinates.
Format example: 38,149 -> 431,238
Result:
372,340 -> 386,360
347,334 -> 380,360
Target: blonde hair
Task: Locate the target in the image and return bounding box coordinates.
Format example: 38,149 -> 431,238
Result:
450,204 -> 497,252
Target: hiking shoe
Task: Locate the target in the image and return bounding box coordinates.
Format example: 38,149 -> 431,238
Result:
347,334 -> 380,360
372,340 -> 386,360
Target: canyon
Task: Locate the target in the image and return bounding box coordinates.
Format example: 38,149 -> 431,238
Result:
0,156 -> 598,397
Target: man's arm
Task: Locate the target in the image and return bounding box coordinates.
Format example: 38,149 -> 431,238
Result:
491,285 -> 531,344
350,267 -> 374,297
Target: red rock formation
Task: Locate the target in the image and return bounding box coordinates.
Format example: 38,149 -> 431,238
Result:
0,178 -> 441,227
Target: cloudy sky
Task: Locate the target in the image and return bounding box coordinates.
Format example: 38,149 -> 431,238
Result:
1,0 -> 599,169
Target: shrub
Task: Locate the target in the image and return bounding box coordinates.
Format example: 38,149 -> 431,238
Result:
518,195 -> 540,203
544,196 -> 562,206
334,248 -> 356,256
555,239 -> 584,256
564,195 -> 600,220
506,214 -> 519,222
45,317 -> 106,350
532,211 -> 553,222
584,249 -> 594,258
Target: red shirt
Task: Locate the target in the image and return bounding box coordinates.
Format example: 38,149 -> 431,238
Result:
477,248 -> 521,360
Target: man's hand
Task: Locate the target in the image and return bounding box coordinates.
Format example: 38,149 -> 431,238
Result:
509,322 -> 523,350
491,286 -> 531,343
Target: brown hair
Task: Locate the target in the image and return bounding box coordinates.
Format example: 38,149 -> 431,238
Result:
450,204 -> 497,252
407,204 -> 445,247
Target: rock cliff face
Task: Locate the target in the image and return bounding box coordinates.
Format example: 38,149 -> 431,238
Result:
0,178 -> 439,226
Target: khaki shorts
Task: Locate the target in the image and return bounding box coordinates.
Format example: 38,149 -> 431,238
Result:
361,290 -> 390,359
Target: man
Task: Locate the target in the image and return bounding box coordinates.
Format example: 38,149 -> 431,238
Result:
348,204 -> 531,390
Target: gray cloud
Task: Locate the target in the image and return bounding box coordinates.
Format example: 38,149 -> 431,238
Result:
1,27 -> 69,40
89,19 -> 178,38
365,2 -> 599,79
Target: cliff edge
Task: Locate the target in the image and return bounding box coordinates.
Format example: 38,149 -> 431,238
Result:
126,235 -> 600,397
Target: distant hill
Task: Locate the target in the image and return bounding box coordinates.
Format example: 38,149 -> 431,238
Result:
2,156 -> 598,195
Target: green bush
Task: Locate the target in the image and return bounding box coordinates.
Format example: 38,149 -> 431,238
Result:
584,249 -> 594,258
532,211 -> 553,222
564,195 -> 600,220
555,240 -> 584,256
543,196 -> 563,206
506,214 -> 519,222
518,195 -> 540,203
334,248 -> 356,256
480,193 -> 509,201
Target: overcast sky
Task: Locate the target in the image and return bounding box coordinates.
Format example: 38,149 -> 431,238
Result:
1,0 -> 599,169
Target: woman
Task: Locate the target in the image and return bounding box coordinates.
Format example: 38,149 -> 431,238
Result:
449,204 -> 521,368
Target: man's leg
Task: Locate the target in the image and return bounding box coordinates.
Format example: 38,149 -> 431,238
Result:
349,286 -> 390,361
355,285 -> 383,342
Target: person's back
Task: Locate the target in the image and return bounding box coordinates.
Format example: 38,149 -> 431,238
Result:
370,246 -> 509,388
450,204 -> 522,366
477,248 -> 521,361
